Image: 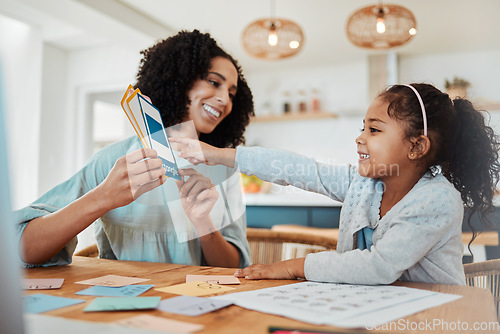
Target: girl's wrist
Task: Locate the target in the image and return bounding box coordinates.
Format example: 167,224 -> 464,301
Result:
220,148 -> 236,168
287,258 -> 306,279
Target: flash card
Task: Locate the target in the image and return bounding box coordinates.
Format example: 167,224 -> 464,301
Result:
124,88 -> 149,149
137,94 -> 181,180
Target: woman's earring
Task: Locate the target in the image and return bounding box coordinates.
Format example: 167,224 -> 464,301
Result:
410,153 -> 416,158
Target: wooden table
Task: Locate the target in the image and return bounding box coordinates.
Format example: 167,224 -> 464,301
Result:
23,257 -> 498,334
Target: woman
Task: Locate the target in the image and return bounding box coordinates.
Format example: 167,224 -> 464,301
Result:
15,30 -> 254,269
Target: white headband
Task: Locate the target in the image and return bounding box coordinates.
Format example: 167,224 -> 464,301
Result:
403,84 -> 428,137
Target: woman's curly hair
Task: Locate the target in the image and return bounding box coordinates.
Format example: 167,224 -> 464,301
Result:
135,30 -> 254,148
380,83 -> 500,244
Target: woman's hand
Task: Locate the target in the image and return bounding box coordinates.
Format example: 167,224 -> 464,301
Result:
176,168 -> 219,231
169,137 -> 236,168
234,258 -> 306,280
97,148 -> 166,210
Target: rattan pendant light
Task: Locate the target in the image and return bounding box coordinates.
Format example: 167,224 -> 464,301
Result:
241,0 -> 304,60
346,2 -> 417,49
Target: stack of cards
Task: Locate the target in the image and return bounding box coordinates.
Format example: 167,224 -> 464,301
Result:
121,85 -> 181,180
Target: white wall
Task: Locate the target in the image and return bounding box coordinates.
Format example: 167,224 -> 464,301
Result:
0,14 -> 42,209
39,45 -> 70,194
66,44 -> 144,169
247,59 -> 369,117
399,49 -> 500,101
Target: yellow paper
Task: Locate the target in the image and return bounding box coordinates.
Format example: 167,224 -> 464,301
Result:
186,274 -> 240,285
155,281 -> 235,297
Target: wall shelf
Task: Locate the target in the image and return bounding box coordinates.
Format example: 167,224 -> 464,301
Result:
251,112 -> 338,123
477,102 -> 500,111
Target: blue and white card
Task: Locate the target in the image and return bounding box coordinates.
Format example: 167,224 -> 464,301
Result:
137,94 -> 181,180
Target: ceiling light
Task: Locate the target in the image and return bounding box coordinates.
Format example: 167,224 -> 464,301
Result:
241,0 -> 304,60
346,3 -> 417,49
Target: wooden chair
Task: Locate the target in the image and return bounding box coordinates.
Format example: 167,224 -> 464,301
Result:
74,244 -> 99,257
246,227 -> 337,265
464,259 -> 500,321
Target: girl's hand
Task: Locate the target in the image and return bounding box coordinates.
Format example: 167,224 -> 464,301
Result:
234,258 -> 306,280
97,148 -> 166,210
175,168 -> 219,228
169,137 -> 236,168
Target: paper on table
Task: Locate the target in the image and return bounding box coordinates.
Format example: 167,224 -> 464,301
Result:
75,274 -> 150,287
212,282 -> 461,328
76,284 -> 154,297
24,294 -> 85,314
155,281 -> 235,297
334,292 -> 461,328
186,274 -> 240,285
114,314 -> 204,333
83,296 -> 161,312
158,295 -> 233,316
23,278 -> 64,290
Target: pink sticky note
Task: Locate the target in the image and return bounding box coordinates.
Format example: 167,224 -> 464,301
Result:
114,314 -> 203,333
186,274 -> 240,285
23,278 -> 64,290
75,275 -> 150,287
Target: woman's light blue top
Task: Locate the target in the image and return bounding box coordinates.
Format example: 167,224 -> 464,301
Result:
14,137 -> 251,268
236,146 -> 466,285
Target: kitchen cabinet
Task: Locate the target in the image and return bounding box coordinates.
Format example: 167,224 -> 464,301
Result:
246,206 -> 341,229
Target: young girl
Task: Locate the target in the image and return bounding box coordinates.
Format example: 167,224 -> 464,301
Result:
171,83 -> 500,285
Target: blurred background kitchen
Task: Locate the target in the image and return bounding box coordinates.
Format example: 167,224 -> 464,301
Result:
1,0 -> 500,259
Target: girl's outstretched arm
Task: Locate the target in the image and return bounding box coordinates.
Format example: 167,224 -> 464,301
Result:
169,137 -> 236,168
234,258 -> 306,280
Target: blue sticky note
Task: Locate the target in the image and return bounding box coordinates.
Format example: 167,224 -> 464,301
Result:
24,294 -> 85,314
83,296 -> 161,312
158,295 -> 233,316
76,284 -> 154,297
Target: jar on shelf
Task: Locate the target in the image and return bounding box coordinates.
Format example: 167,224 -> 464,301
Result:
297,90 -> 307,113
282,91 -> 292,114
310,88 -> 321,112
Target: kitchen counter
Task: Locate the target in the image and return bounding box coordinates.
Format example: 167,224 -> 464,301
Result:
243,187 -> 342,207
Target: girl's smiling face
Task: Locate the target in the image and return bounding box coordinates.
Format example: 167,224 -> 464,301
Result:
186,56 -> 238,136
355,97 -> 413,180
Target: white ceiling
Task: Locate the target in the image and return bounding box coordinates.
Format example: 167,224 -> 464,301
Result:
2,0 -> 500,73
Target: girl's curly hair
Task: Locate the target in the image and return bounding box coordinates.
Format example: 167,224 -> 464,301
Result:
135,30 -> 254,148
380,83 -> 500,247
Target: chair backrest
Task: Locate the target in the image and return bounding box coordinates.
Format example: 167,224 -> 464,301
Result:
246,227 -> 337,265
464,259 -> 500,321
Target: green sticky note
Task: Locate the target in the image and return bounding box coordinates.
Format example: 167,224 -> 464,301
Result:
83,296 -> 161,312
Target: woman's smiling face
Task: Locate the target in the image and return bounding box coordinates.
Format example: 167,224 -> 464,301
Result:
186,56 -> 238,136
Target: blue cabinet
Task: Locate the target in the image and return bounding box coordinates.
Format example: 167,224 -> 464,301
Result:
246,206 -> 340,228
